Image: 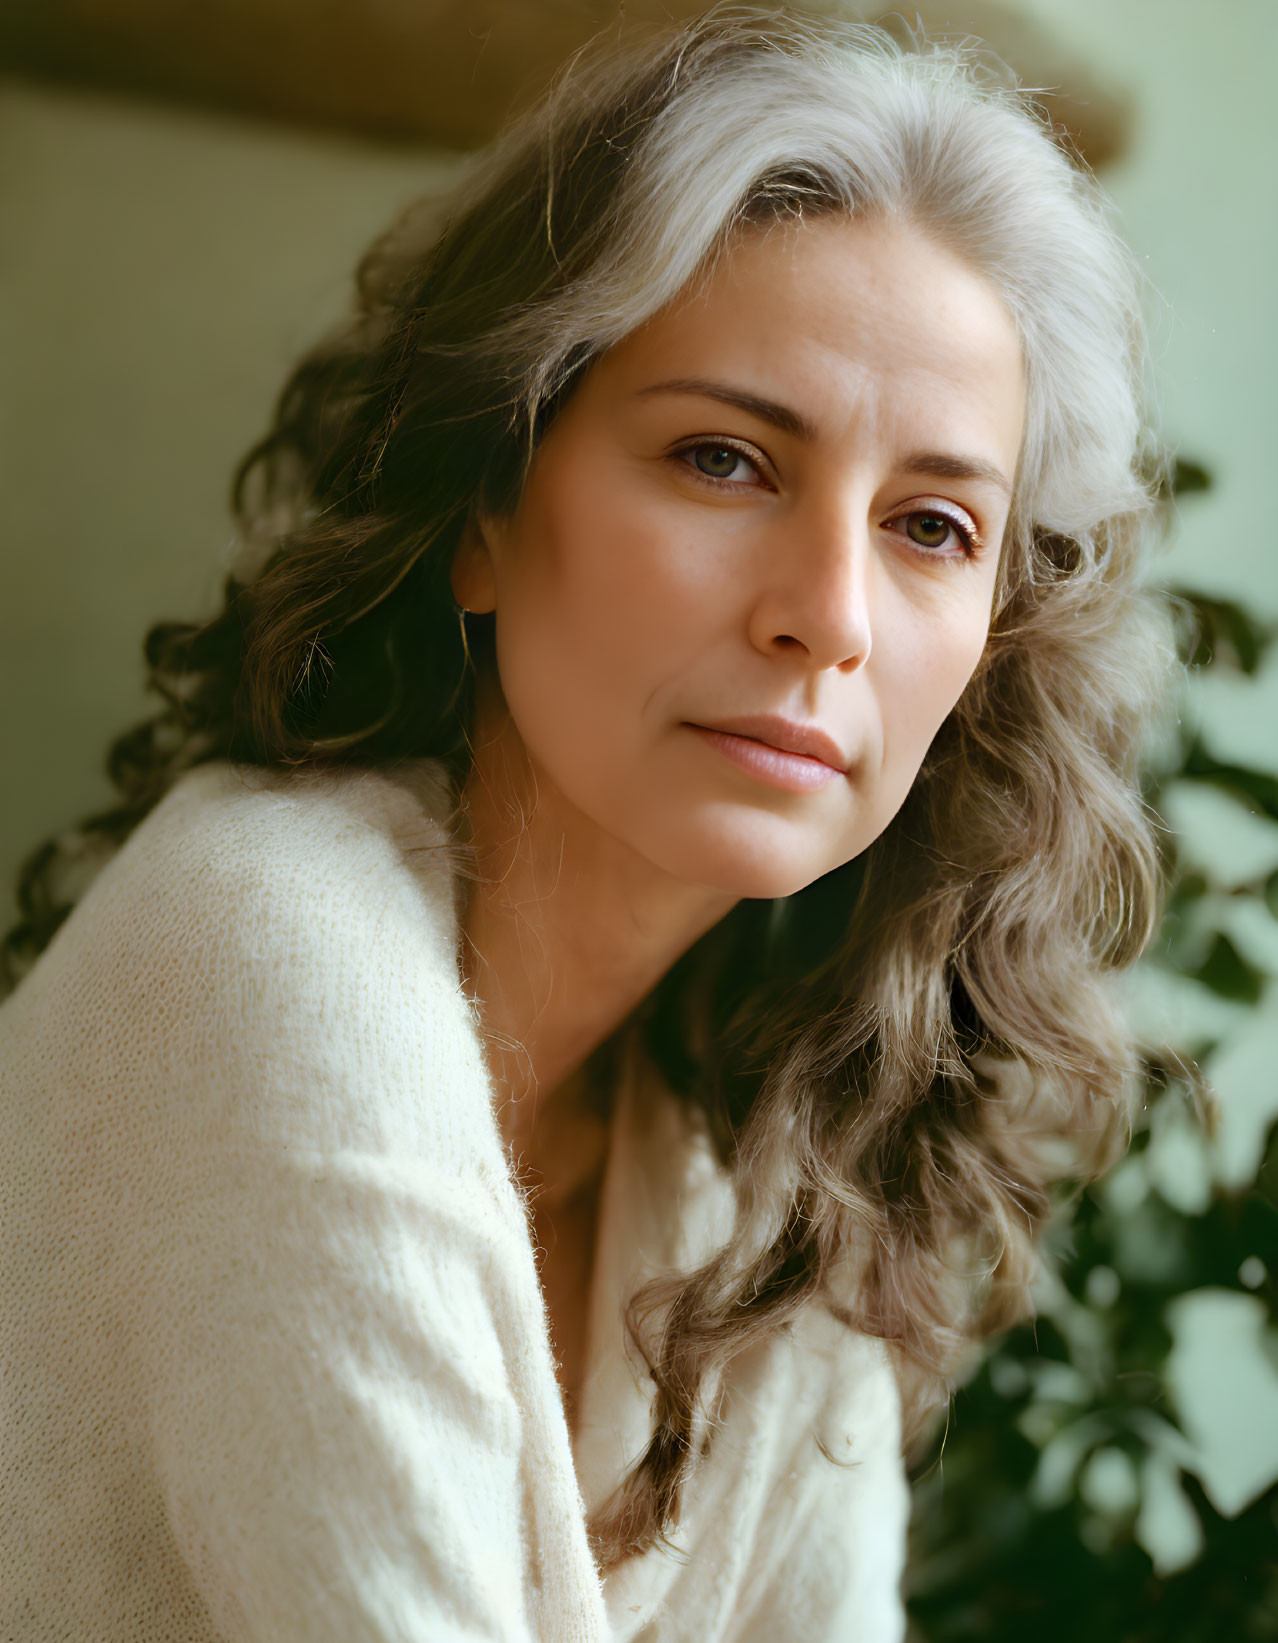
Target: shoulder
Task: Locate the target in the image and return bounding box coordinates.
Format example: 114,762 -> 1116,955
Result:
2,760 -> 485,1148
48,757 -> 464,983
130,757 -> 461,939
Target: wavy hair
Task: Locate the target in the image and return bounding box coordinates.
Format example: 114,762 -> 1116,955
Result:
4,6 -> 1180,1570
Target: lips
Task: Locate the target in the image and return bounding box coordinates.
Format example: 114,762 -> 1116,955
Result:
692,714 -> 849,772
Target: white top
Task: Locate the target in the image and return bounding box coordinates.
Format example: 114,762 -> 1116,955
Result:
0,759 -> 909,1641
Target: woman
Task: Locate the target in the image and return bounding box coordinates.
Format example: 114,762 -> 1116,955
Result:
0,9 -> 1177,1640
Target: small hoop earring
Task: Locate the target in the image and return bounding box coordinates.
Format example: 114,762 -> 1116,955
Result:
456,604 -> 474,672
442,603 -> 477,722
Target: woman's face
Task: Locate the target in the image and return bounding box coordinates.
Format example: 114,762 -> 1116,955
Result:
454,213 -> 1026,900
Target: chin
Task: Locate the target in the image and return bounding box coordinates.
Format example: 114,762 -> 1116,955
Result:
654,824 -> 842,903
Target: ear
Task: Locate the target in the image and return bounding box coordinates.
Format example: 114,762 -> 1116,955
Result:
450,512 -> 500,614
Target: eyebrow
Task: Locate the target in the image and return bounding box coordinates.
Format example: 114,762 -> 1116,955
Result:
637,376 -> 817,441
635,376 -> 1014,497
899,451 -> 1014,497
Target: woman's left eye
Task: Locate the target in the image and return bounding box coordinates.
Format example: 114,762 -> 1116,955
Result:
890,509 -> 977,556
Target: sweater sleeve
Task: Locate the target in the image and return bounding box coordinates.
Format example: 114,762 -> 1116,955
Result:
145,1138 -> 544,1641
10,766 -> 607,1642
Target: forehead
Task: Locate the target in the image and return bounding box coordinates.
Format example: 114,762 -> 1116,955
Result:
582,213 -> 1026,456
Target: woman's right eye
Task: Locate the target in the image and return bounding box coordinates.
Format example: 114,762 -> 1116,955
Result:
674,441 -> 765,486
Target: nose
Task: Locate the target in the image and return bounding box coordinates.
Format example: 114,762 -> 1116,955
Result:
745,499 -> 874,673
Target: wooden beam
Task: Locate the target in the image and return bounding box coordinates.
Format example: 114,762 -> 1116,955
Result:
0,0 -> 1129,167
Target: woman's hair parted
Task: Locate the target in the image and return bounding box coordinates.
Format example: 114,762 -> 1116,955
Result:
7,6 -> 1181,1570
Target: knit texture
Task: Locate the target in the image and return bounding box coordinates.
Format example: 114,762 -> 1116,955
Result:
0,759 -> 908,1641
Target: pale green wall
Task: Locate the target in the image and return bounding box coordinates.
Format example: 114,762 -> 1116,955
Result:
0,81 -> 461,875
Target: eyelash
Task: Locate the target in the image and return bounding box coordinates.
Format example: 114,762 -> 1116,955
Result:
669,438 -> 984,561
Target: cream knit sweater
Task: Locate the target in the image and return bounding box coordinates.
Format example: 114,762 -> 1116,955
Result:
0,759 -> 908,1641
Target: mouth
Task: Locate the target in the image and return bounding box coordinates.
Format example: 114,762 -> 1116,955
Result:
686,717 -> 848,795
693,714 -> 849,772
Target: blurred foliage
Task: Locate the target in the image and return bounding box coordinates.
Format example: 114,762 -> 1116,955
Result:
906,472 -> 1278,1641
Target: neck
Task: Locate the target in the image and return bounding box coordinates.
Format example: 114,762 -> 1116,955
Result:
457,678 -> 736,1202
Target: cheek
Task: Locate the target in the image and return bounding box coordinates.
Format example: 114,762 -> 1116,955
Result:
934,610 -> 992,716
881,596 -> 992,762
498,466 -> 718,700
489,466 -> 687,770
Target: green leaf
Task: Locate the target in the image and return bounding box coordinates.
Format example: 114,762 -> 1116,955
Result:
1179,739 -> 1278,823
1165,587 -> 1276,674
1169,869 -> 1211,908
1179,931 -> 1267,1004
1169,458 -> 1213,497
